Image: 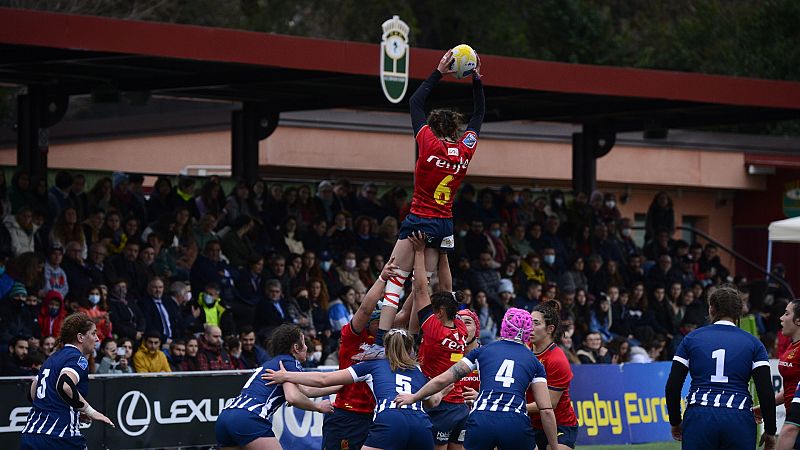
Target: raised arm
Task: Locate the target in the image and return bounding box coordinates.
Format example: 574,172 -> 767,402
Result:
466,53 -> 485,135
395,291 -> 415,329
410,50 -> 454,136
394,360 -> 471,407
352,256 -> 399,333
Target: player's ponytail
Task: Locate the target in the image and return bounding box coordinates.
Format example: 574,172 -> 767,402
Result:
533,300 -> 563,343
428,109 -> 464,142
385,329 -> 416,372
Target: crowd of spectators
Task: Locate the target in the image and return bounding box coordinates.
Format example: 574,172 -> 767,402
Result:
0,169 -> 788,376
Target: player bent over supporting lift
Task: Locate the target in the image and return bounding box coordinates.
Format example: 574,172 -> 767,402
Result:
357,48 -> 484,361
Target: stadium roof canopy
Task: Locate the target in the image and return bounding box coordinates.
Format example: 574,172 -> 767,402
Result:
2,7 -> 800,188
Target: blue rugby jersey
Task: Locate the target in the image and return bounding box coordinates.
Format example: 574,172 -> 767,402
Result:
674,320 -> 769,411
21,344 -> 89,444
223,354 -> 303,419
461,339 -> 546,416
349,359 -> 429,414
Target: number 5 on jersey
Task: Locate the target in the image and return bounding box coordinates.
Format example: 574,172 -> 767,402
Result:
396,374 -> 412,393
495,359 -> 515,387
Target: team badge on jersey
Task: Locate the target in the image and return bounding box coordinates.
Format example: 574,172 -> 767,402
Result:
77,356 -> 88,370
462,133 -> 477,149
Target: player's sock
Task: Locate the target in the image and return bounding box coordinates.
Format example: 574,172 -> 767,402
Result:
375,328 -> 387,347
382,269 -> 410,309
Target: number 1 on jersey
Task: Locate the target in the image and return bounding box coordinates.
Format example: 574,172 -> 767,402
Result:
710,349 -> 729,383
495,359 -> 515,387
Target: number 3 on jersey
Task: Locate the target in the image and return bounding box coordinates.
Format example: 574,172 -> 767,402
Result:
434,175 -> 454,206
495,359 -> 515,387
36,368 -> 50,399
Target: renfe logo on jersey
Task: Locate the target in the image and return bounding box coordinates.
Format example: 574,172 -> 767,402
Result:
462,133 -> 477,149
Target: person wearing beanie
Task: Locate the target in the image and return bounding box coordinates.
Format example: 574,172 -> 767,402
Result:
0,282 -> 40,347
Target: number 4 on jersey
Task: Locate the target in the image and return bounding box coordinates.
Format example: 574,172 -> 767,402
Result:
495,359 -> 515,387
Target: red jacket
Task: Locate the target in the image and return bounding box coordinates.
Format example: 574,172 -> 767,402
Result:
38,291 -> 66,338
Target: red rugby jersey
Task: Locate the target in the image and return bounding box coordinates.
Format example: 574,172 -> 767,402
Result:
419,305 -> 468,403
332,322 -> 375,413
780,339 -> 800,411
455,345 -> 481,394
410,125 -> 477,218
527,342 -> 578,428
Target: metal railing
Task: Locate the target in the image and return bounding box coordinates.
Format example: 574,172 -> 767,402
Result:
677,225 -> 795,299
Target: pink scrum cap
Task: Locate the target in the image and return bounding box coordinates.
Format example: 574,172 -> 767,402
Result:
500,307 -> 533,343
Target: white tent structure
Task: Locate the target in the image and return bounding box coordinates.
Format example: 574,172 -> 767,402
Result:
767,216 -> 800,275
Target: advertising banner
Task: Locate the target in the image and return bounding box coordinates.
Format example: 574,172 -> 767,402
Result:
0,370 -> 332,450
0,360 -> 785,448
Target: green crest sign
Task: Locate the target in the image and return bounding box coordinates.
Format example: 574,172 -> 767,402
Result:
380,16 -> 409,104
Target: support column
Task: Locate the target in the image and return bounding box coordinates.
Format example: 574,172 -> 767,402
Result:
16,87 -> 68,179
231,103 -> 279,183
571,125 -> 616,194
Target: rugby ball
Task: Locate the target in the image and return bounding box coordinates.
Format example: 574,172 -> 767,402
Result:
450,44 -> 478,79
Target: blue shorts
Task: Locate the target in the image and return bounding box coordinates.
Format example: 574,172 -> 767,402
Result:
363,409 -> 434,450
534,424 -> 578,449
681,406 -> 755,450
428,400 -> 469,444
322,407 -> 373,450
215,407 -> 275,447
20,433 -> 86,450
464,411 -> 535,450
398,213 -> 454,251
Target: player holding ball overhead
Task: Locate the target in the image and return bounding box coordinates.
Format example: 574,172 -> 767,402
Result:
356,46 -> 484,361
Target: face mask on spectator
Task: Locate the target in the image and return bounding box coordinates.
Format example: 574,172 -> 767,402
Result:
554,198 -> 563,206
543,254 -> 556,265
622,228 -> 632,237
185,292 -> 192,302
49,307 -> 60,317
458,230 -> 467,238
321,261 -> 332,272
88,294 -> 101,305
344,259 -> 356,270
605,200 -> 616,209
202,293 -> 216,306
490,229 -> 501,238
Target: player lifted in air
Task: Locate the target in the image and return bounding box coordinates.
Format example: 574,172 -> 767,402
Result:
356,47 -> 484,360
